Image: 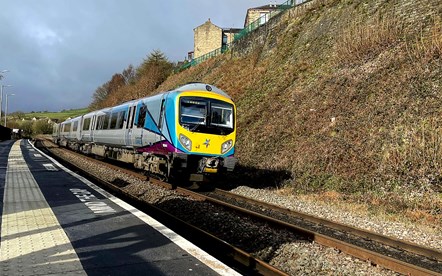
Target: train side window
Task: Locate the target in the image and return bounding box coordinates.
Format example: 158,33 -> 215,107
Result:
158,99 -> 165,130
103,113 -> 110,129
110,113 -> 118,129
116,111 -> 126,129
125,106 -> 136,129
83,118 -> 91,131
65,123 -> 71,133
129,106 -> 136,128
96,115 -> 104,130
73,121 -> 78,132
92,116 -> 96,130
137,104 -> 147,127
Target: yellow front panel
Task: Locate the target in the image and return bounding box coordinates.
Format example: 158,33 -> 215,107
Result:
176,91 -> 236,156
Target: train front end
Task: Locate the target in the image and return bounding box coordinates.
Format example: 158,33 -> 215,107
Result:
168,85 -> 237,180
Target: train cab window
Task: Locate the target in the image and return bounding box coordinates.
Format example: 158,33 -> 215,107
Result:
210,104 -> 233,129
83,118 -> 91,131
73,121 -> 78,132
180,99 -> 207,125
180,97 -> 234,135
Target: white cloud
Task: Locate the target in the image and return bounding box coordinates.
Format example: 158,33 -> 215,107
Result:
28,24 -> 63,46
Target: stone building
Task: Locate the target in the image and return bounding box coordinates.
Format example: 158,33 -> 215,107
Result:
193,19 -> 241,59
244,1 -> 305,27
244,4 -> 281,27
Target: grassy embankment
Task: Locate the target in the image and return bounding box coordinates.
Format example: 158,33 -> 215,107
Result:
24,108 -> 89,122
156,0 -> 442,226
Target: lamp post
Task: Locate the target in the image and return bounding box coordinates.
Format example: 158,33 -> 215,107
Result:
5,93 -> 15,127
0,84 -> 13,124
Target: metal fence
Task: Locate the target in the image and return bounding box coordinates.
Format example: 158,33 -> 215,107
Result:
234,0 -> 296,41
178,0 -> 306,71
178,45 -> 229,71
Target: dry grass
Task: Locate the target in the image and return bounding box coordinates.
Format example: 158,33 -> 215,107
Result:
383,120 -> 442,187
406,18 -> 442,63
335,14 -> 404,65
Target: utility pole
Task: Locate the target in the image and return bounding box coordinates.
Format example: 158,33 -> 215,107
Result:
5,93 -> 15,127
0,69 -> 10,125
0,84 -> 13,125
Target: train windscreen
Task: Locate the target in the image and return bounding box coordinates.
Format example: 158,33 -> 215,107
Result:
180,99 -> 207,125
180,97 -> 234,135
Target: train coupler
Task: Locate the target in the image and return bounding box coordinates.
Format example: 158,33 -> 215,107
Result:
197,157 -> 220,174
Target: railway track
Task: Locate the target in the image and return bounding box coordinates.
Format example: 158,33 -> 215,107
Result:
35,139 -> 288,275
199,189 -> 442,276
37,138 -> 442,275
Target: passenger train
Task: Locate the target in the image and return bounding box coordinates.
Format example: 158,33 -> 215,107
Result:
52,83 -> 237,182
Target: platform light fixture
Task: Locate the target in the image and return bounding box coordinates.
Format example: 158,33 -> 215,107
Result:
0,69 -> 9,83
5,93 -> 15,127
0,69 -> 9,77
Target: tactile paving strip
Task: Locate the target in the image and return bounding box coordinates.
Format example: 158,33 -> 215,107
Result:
1,141 -> 86,275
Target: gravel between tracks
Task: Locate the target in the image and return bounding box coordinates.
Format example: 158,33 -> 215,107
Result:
230,186 -> 442,253
47,145 -> 442,275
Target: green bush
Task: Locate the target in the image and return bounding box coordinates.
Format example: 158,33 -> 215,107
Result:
33,120 -> 53,135
20,121 -> 34,138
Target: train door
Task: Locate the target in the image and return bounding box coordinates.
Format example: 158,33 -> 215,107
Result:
90,115 -> 95,141
90,115 -> 96,142
156,98 -> 166,141
77,117 -> 83,141
134,101 -> 148,147
125,104 -> 137,146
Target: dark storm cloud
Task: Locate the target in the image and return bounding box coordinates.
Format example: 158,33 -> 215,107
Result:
0,0 -> 272,112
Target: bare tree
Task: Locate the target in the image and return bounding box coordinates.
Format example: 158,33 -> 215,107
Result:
122,64 -> 136,85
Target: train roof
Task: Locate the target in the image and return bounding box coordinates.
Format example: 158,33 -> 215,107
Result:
59,83 -> 231,124
173,83 -> 231,99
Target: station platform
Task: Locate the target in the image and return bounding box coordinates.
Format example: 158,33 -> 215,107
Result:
0,140 -> 239,276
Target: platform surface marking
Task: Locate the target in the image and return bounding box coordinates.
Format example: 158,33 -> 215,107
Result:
1,141 -> 86,275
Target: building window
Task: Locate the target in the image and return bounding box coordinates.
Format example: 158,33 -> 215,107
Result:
259,12 -> 268,25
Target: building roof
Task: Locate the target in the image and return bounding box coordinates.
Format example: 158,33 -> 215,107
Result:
248,4 -> 281,11
222,28 -> 242,33
193,18 -> 222,31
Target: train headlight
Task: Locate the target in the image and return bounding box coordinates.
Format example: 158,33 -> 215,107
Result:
221,139 -> 233,154
179,134 -> 192,151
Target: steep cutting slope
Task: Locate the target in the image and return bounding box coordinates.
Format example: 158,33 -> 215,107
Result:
158,0 -> 441,199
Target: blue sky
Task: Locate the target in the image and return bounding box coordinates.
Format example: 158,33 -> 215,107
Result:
0,0 -> 273,112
